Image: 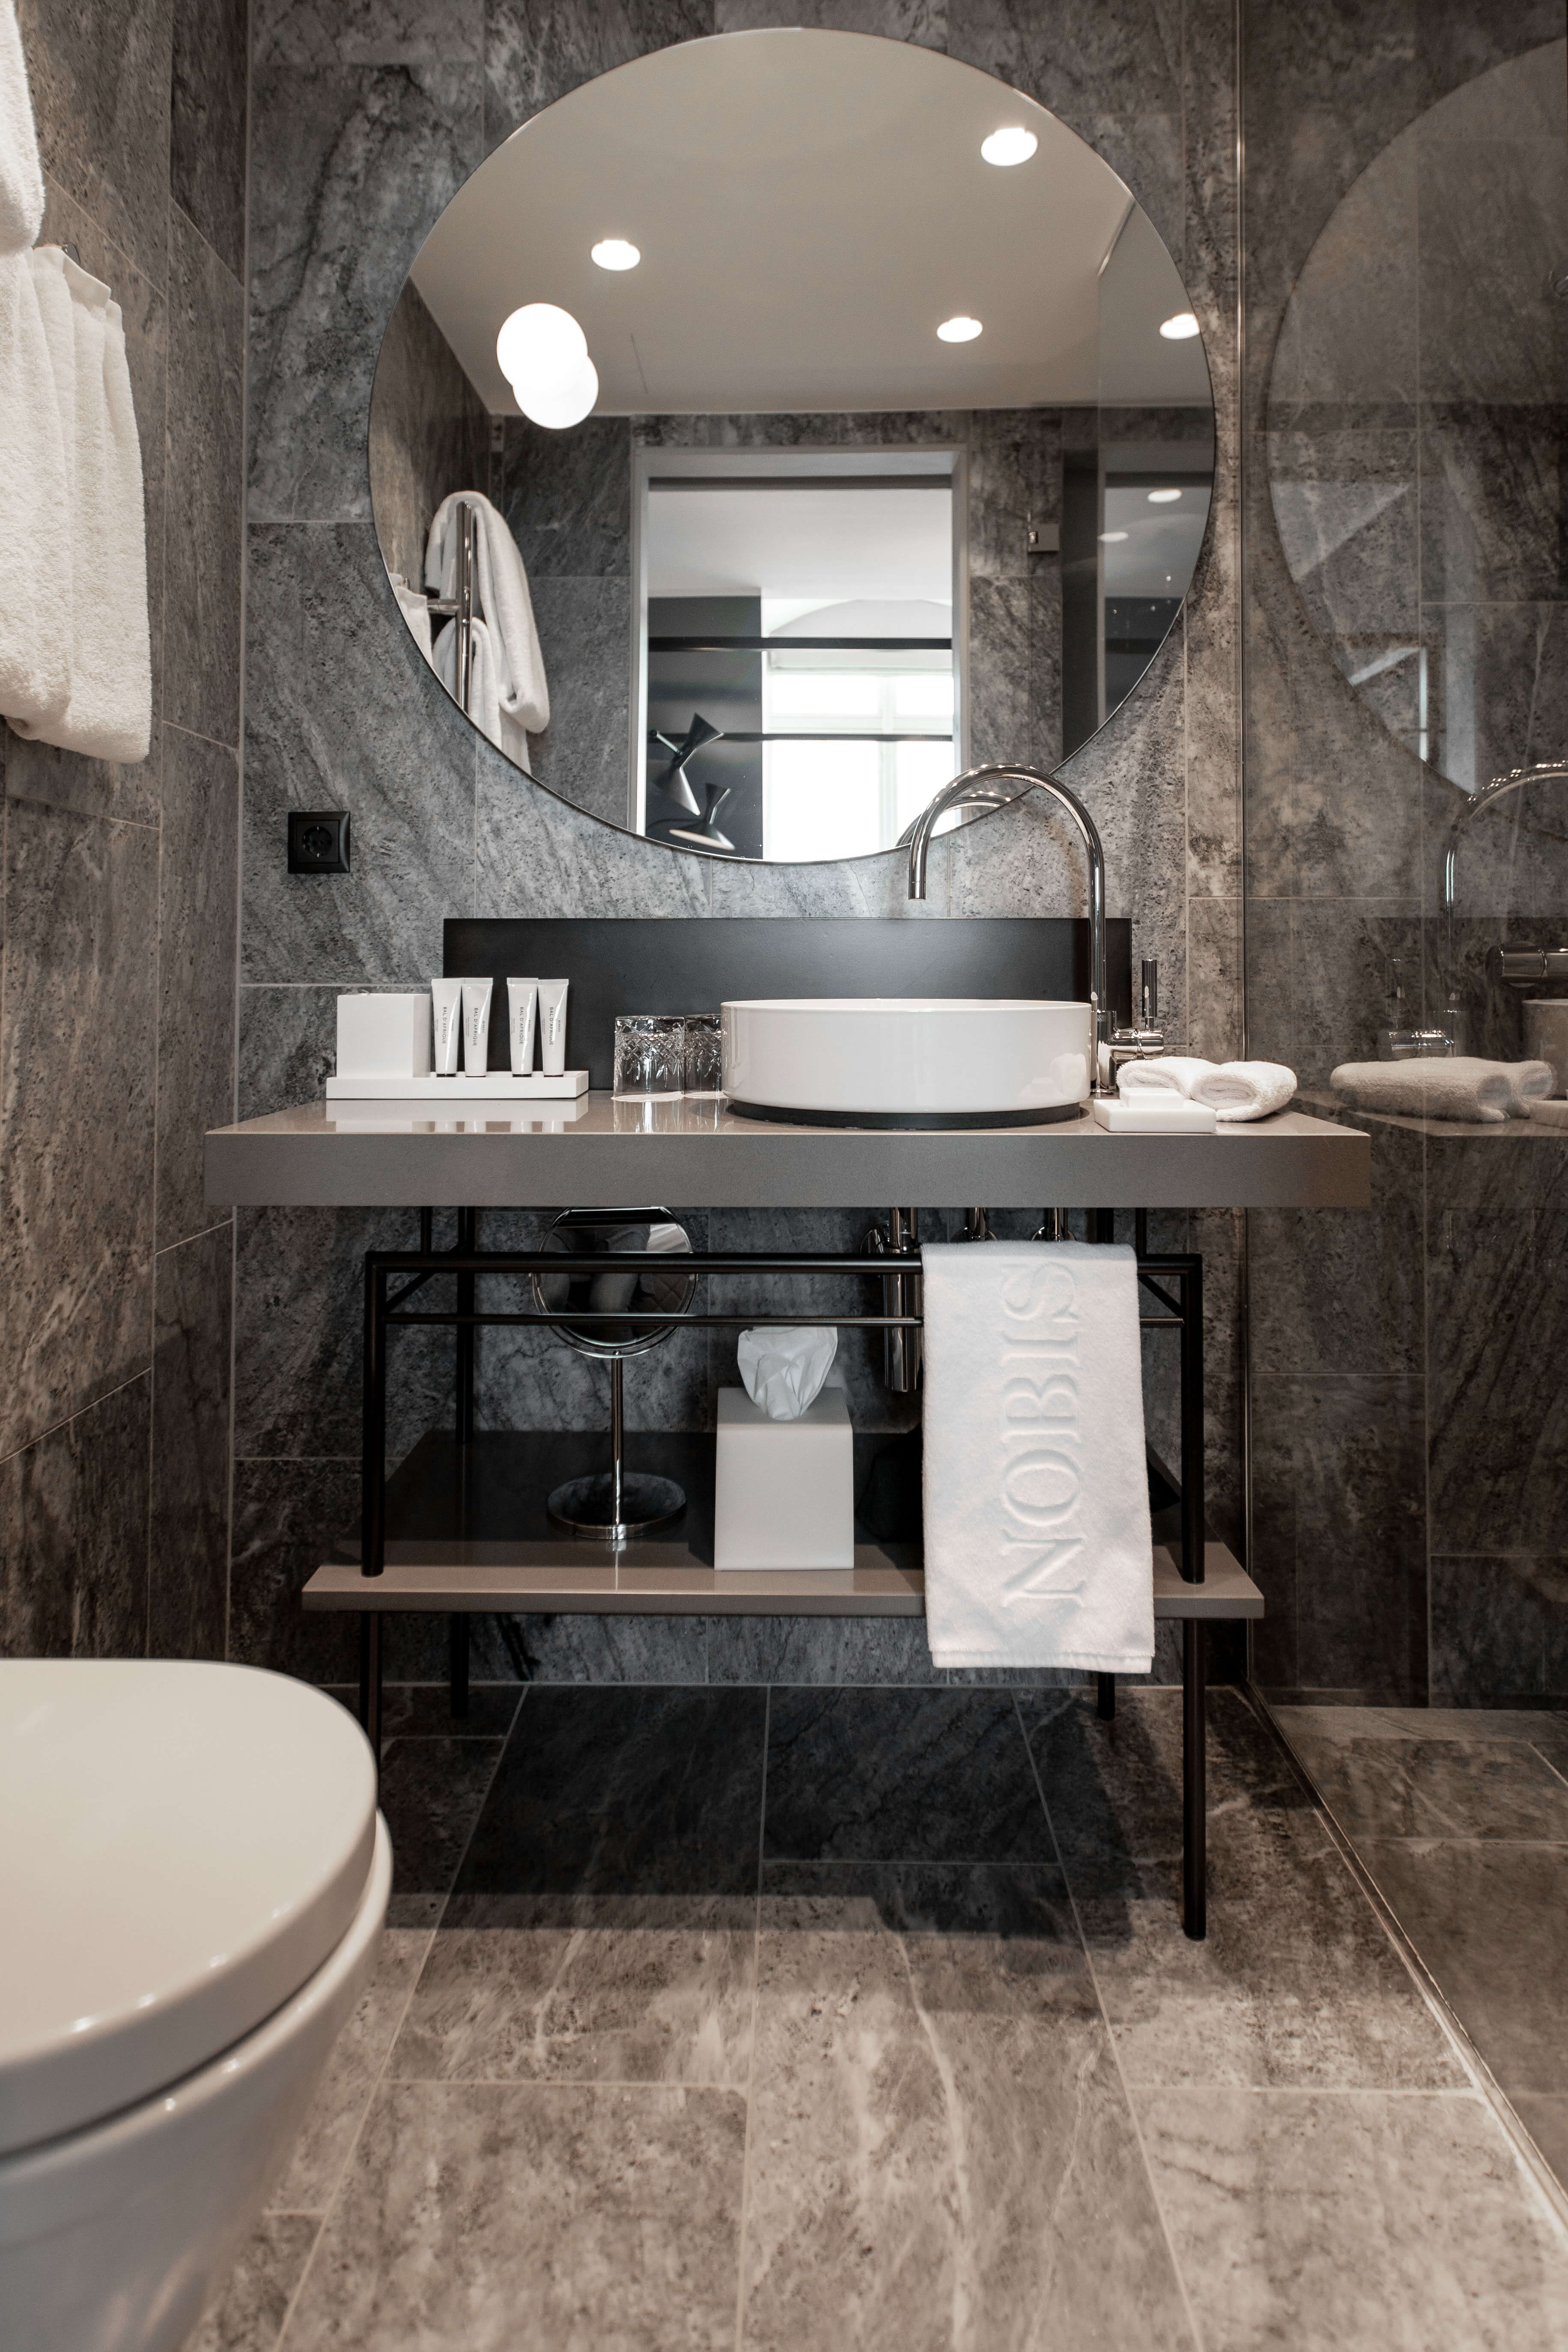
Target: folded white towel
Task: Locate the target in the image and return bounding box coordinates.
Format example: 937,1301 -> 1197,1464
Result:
921,1240 -> 1154,1674
1526,1099 -> 1568,1130
433,612 -> 531,766
0,0 -> 43,257
9,247 -> 149,763
389,569 -> 433,662
1330,1057 -> 1543,1124
0,250 -> 71,728
1120,1055 -> 1297,1121
426,490 -> 549,742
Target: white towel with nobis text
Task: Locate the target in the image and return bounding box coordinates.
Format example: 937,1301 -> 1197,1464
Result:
921,1241 -> 1154,1672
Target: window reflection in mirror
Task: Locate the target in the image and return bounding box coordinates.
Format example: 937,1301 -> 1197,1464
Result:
638,459 -> 960,861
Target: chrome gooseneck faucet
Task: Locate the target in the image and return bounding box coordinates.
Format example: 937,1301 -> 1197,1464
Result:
905,763 -> 1110,1090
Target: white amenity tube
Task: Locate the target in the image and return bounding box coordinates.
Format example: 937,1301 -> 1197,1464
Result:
537,978 -> 569,1076
430,977 -> 463,1075
461,978 -> 493,1076
508,978 -> 539,1075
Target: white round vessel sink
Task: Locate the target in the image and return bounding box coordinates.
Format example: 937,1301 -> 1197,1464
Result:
721,998 -> 1093,1128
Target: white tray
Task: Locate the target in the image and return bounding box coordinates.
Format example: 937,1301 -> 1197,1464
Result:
325,1071 -> 589,1101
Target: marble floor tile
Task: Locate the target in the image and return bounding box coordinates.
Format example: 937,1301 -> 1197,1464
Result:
455,1687 -> 766,1899
1136,2086 -> 1568,2352
268,1929 -> 434,2214
763,1688 -> 1055,1865
740,1862 -> 1194,2352
377,1735 -> 504,1928
189,2213 -> 320,2352
1352,1839 -> 1568,2099
391,1890 -> 756,2088
1281,1731 -> 1568,1844
1019,1687 -> 1301,1882
1075,1806 -> 1462,2092
280,2081 -> 746,2352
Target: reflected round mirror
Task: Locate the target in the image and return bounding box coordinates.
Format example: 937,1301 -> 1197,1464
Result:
1267,44 -> 1568,793
370,29 -> 1215,862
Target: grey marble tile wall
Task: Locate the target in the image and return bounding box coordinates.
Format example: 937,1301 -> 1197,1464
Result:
235,0 -> 1244,1679
1241,0 -> 1568,1703
2,0 -> 247,1663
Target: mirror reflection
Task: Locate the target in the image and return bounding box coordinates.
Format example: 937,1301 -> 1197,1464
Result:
1267,50 -> 1568,791
370,29 -> 1215,861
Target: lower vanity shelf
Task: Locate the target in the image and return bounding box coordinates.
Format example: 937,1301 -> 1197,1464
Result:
302,1428 -> 1262,1622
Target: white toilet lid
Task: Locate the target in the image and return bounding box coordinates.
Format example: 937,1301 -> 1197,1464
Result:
0,1661 -> 379,2159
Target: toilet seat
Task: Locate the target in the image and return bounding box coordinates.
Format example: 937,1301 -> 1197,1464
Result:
0,1661 -> 378,2159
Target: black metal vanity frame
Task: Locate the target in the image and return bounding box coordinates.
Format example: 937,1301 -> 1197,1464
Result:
352,1209 -> 1228,1938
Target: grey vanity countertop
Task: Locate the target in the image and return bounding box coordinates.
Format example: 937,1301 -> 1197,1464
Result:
205,1094 -> 1370,1211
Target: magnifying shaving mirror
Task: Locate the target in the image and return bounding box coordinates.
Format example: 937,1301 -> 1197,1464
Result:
369,27 -> 1216,864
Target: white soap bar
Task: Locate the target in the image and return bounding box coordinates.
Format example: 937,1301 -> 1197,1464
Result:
713,1386 -> 855,1569
1094,1094 -> 1218,1133
336,993 -> 432,1079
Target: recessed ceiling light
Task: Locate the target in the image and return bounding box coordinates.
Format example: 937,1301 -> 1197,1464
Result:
1159,311 -> 1200,339
1147,488 -> 1182,503
591,238 -> 640,271
937,316 -> 983,343
981,126 -> 1037,167
1099,531 -> 1129,543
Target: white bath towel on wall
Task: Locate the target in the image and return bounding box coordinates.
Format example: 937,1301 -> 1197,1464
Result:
0,251 -> 71,728
921,1241 -> 1154,1673
433,613 -> 531,765
0,0 -> 43,256
426,491 -> 549,742
389,570 -> 433,661
9,247 -> 149,763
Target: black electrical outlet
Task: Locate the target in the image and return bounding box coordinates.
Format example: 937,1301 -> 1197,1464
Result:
287,811 -> 350,873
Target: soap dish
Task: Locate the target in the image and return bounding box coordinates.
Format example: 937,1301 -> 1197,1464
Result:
1093,1094 -> 1218,1134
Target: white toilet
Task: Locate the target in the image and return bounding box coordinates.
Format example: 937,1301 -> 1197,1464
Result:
0,1659 -> 390,2352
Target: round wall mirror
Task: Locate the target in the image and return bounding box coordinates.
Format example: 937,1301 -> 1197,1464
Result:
370,28 -> 1215,863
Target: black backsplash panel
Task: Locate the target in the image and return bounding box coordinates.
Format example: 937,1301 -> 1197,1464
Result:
445,917 -> 1132,1086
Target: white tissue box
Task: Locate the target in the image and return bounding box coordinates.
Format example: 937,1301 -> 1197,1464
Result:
713,1386 -> 855,1570
336,993 -> 432,1079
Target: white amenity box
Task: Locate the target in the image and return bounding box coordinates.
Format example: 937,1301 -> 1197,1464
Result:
712,1385 -> 855,1570
336,993 -> 432,1079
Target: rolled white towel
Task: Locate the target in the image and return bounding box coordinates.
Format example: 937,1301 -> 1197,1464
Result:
1190,1060 -> 1297,1121
1119,1055 -> 1297,1121
1511,1060 -> 1555,1112
1117,1055 -> 1218,1097
1331,1058 -> 1522,1124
